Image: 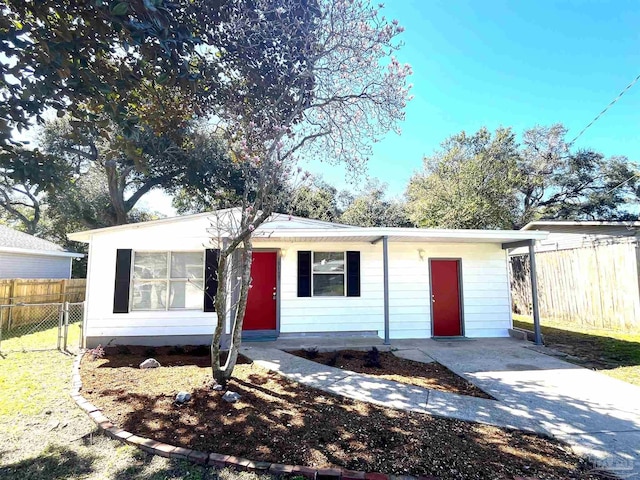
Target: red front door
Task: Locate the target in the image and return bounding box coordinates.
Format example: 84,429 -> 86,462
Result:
243,251 -> 277,331
431,259 -> 462,336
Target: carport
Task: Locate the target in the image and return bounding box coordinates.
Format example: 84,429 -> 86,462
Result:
501,239 -> 543,345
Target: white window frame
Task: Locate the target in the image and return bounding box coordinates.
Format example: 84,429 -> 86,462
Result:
311,251 -> 346,297
130,251 -> 205,311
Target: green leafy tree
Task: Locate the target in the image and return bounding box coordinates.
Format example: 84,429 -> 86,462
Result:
39,117 -> 236,225
406,124 -> 640,229
0,148 -> 71,233
340,180 -> 411,227
406,127 -> 521,229
171,133 -> 261,216
517,124 -> 639,224
285,179 -> 343,223
0,0 -> 226,149
39,164 -> 159,276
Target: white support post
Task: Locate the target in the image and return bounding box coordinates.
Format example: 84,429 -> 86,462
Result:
528,242 -> 543,345
382,236 -> 390,345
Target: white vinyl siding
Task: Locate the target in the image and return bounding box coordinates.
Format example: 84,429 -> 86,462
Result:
280,242 -> 511,339
81,214 -> 513,341
281,244 -> 382,334
0,252 -> 72,279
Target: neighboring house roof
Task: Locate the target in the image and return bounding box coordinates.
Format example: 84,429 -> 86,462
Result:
512,220 -> 640,255
68,208 -> 547,244
0,225 -> 83,258
522,220 -> 640,232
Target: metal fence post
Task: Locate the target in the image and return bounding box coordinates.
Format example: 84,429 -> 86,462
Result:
63,301 -> 70,352
80,302 -> 86,349
0,306 -> 4,351
57,303 -> 64,351
7,302 -> 12,332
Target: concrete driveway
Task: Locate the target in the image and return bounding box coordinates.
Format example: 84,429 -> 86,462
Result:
393,338 -> 640,479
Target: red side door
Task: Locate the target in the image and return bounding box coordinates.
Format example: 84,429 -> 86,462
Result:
243,251 -> 277,331
431,259 -> 462,336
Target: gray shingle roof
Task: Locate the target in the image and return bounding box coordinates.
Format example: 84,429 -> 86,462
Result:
0,225 -> 66,252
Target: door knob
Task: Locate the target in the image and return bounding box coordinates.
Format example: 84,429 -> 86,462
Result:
432,294 -> 435,303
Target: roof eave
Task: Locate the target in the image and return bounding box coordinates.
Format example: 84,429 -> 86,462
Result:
67,209 -> 354,241
0,246 -> 84,258
253,228 -> 549,242
67,232 -> 91,243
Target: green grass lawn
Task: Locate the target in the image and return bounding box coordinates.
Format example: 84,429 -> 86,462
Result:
513,314 -> 640,387
0,322 -> 82,353
0,346 -> 271,480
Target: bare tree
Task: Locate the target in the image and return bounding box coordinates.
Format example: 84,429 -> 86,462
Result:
207,0 -> 412,387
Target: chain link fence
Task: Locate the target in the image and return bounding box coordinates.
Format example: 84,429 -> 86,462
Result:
0,301 -> 84,353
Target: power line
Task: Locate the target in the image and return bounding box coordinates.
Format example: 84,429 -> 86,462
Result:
568,72 -> 640,146
568,73 -> 640,197
605,171 -> 639,194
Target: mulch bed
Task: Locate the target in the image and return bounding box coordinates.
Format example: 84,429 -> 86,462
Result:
81,346 -> 608,480
289,348 -> 492,399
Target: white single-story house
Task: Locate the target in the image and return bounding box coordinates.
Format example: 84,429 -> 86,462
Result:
0,225 -> 83,279
68,210 -> 548,347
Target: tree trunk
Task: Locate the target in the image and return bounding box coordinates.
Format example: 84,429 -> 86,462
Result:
104,162 -> 130,225
211,238 -> 254,388
209,209 -> 271,388
211,246 -> 229,386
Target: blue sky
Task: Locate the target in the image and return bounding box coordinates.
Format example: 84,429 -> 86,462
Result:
13,0 -> 640,216
303,0 -> 640,199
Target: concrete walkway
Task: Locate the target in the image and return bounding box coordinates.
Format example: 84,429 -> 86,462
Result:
241,337 -> 640,478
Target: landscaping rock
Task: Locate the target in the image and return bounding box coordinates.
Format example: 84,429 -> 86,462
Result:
222,391 -> 241,403
211,384 -> 223,391
140,358 -> 160,369
175,392 -> 191,404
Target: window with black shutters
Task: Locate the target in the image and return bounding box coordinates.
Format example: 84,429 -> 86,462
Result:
312,251 -> 345,296
130,251 -> 204,311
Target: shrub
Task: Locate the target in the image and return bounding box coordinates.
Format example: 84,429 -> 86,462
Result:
143,346 -> 157,357
116,345 -> 131,355
189,345 -> 209,357
364,347 -> 382,368
303,346 -> 319,359
168,346 -> 186,355
326,351 -> 340,367
88,344 -> 105,361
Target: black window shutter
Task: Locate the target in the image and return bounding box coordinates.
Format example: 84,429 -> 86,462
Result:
204,249 -> 219,312
297,251 -> 312,297
113,249 -> 132,313
346,251 -> 361,297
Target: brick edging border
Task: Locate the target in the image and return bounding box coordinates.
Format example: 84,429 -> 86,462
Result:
70,352 -> 439,480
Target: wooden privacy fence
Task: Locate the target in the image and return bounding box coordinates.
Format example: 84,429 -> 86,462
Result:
0,278 -> 86,304
510,242 -> 640,331
0,279 -> 86,329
